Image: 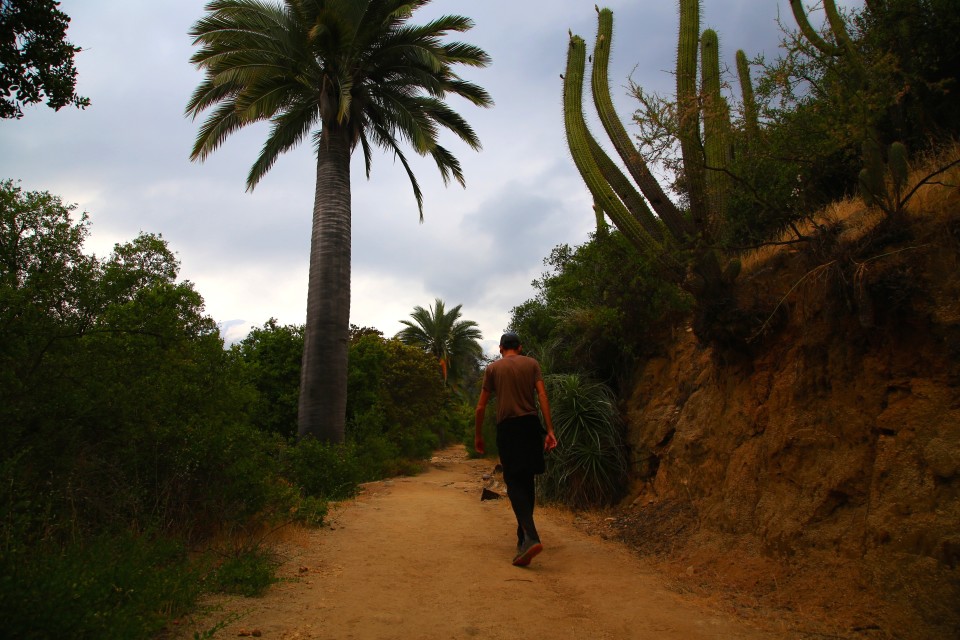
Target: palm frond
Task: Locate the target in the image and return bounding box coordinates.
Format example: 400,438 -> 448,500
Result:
247,100 -> 317,189
187,0 -> 489,211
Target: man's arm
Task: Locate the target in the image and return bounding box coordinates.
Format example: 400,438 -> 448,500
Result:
474,388 -> 490,454
535,379 -> 558,452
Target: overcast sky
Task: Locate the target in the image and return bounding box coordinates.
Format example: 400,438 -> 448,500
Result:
0,0 -> 862,355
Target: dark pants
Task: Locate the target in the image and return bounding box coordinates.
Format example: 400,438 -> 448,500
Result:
496,414 -> 545,545
503,466 -> 539,545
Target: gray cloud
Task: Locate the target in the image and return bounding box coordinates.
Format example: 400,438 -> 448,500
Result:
0,0 -> 863,350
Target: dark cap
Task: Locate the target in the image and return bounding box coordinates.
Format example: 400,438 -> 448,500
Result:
499,331 -> 521,349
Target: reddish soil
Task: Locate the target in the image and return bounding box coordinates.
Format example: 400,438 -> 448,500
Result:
173,447 -> 795,640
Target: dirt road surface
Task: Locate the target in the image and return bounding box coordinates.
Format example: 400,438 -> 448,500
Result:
176,446 -> 784,639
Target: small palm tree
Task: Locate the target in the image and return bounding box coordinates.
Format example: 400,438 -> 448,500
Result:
397,298 -> 482,386
186,0 -> 492,442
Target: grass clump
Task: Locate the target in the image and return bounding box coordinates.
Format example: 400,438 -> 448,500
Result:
205,546 -> 279,597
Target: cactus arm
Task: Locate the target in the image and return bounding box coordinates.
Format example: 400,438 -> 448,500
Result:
591,7 -> 692,240
563,35 -> 659,254
736,49 -> 759,146
823,0 -> 856,55
593,199 -> 609,235
823,0 -> 867,78
700,28 -> 730,226
676,0 -> 709,227
789,0 -> 842,56
588,134 -> 665,241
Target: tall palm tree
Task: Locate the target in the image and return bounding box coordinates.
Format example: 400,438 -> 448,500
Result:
397,298 -> 482,386
185,0 -> 492,442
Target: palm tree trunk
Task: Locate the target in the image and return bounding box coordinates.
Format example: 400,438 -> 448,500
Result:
298,126 -> 352,442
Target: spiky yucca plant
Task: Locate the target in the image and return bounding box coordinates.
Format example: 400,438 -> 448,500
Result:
538,374 -> 628,509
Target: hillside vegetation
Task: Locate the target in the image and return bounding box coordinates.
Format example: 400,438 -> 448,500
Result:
600,148 -> 960,639
2,1 -> 959,637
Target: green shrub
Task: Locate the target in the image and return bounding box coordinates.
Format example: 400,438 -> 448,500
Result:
281,436 -> 361,501
538,374 -> 628,508
290,494 -> 329,527
206,547 -> 279,597
346,335 -> 449,472
463,397 -> 499,459
231,319 -> 304,439
0,534 -> 202,640
510,233 -> 689,390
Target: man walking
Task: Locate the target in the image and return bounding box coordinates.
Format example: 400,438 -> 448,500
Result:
475,331 -> 557,566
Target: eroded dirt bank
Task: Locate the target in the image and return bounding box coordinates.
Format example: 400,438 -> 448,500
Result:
618,202 -> 960,639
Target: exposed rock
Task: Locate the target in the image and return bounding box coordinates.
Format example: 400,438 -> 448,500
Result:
621,204 -> 960,639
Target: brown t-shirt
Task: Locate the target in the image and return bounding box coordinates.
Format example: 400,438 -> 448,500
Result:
481,354 -> 544,425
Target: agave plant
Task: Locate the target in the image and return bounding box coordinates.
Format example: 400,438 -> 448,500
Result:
539,373 -> 628,508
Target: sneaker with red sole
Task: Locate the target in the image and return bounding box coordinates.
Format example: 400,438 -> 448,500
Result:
512,540 -> 543,567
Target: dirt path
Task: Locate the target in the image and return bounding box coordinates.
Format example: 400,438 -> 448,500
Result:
176,446 -> 784,639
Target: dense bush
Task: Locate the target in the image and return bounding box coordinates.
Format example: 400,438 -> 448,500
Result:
347,333 -> 454,476
464,395 -> 499,459
232,319 -> 304,439
727,0 -> 960,247
0,534 -> 202,640
280,436 -> 362,501
205,546 -> 280,597
233,321 -> 469,480
0,181 -> 339,637
510,230 -> 689,390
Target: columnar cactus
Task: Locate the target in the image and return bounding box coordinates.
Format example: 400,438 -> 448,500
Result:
789,0 -> 841,56
736,49 -> 759,147
858,140 -> 911,214
562,2 -> 731,291
790,0 -> 864,74
563,34 -> 660,255
564,1 -> 769,349
700,28 -> 731,229
590,7 -> 692,240
676,0 -> 708,224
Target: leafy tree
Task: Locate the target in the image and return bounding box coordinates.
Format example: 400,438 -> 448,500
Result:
0,181 -> 352,638
347,333 -> 452,474
186,0 -> 493,443
854,0 -> 960,146
0,179 -> 272,542
0,179 -> 97,445
233,319 -> 304,439
0,0 -> 89,118
396,297 -> 483,388
739,0 -> 960,237
510,231 -> 689,391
